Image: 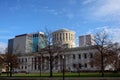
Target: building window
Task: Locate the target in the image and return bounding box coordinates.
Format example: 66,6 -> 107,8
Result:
73,64 -> 76,68
32,58 -> 34,62
34,65 -> 36,70
84,53 -> 87,59
84,63 -> 87,68
79,63 -> 82,69
73,54 -> 75,59
25,66 -> 27,69
55,34 -> 57,41
21,66 -> 23,69
63,33 -> 64,40
22,58 -> 24,62
54,34 -> 56,41
90,53 -> 93,58
66,33 -> 68,41
33,34 -> 38,37
79,54 -> 81,59
25,58 -> 27,62
91,64 -> 93,68
34,57 -> 37,62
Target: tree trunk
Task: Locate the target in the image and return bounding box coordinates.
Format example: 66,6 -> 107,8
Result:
10,63 -> 13,77
50,56 -> 53,77
49,51 -> 53,77
101,52 -> 104,77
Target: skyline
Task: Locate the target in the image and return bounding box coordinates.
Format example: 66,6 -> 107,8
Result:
0,0 -> 120,53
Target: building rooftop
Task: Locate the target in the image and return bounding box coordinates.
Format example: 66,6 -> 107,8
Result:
30,32 -> 44,35
53,28 -> 75,33
15,34 -> 28,37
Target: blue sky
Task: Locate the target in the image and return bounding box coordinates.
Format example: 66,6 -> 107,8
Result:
0,0 -> 120,53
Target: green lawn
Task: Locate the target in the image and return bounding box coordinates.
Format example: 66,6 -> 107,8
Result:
0,72 -> 120,77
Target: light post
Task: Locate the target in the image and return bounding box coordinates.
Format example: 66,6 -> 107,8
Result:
62,55 -> 65,80
39,56 -> 42,77
38,55 -> 42,77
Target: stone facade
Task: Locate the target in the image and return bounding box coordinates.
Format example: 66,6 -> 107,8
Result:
52,29 -> 75,48
15,46 -> 98,73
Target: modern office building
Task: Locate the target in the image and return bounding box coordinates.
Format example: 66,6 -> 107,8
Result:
8,32 -> 46,54
52,29 -> 76,48
32,32 -> 46,52
8,39 -> 14,54
79,34 -> 94,47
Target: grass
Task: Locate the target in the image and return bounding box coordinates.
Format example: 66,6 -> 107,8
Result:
0,72 -> 120,77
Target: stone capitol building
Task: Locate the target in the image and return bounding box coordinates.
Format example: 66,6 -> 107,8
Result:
8,29 -> 98,73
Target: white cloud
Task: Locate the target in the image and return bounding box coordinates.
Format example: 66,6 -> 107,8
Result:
47,9 -> 59,15
0,30 -> 12,40
0,30 -> 10,33
66,13 -> 74,19
0,42 -> 7,54
92,0 -> 120,22
107,28 -> 120,43
94,0 -> 120,16
68,0 -> 77,5
0,28 -> 12,32
82,0 -> 96,5
9,5 -> 21,12
45,7 -> 75,19
88,26 -> 120,43
0,36 -> 12,40
42,7 -> 63,16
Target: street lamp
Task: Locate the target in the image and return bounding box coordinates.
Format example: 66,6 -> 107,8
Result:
62,55 -> 65,80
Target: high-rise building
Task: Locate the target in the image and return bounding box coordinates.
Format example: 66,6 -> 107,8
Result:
8,39 -> 14,54
32,32 -> 46,52
79,34 -> 94,47
52,29 -> 75,48
13,34 -> 32,54
8,32 -> 46,54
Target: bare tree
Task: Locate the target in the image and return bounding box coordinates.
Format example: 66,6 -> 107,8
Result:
41,28 -> 53,77
91,42 -> 120,72
0,52 -> 19,77
91,30 -> 111,77
36,28 -> 64,77
107,43 -> 120,72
